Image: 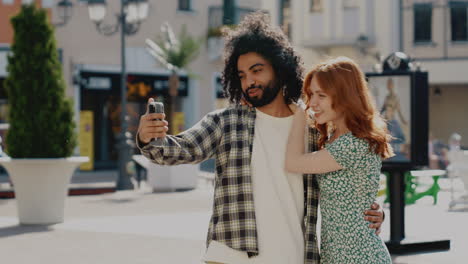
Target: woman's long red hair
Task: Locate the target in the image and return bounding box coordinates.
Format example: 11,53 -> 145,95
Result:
303,57 -> 394,159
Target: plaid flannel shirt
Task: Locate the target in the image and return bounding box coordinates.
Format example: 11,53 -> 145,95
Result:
138,105 -> 320,263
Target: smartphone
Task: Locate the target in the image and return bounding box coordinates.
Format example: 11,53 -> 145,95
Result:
148,101 -> 164,142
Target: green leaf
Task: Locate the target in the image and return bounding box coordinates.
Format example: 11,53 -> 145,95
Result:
147,23 -> 202,71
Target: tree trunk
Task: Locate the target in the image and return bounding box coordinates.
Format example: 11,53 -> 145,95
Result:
168,72 -> 180,134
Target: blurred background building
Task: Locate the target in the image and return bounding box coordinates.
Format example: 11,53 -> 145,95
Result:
0,0 -> 262,171
183,0 -> 468,171
401,0 -> 468,149
0,0 -> 467,172
260,0 -> 468,149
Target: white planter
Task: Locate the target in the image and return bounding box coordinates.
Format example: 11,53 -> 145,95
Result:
133,155 -> 198,192
0,157 -> 89,225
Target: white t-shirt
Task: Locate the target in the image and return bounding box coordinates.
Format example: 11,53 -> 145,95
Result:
204,109 -> 304,264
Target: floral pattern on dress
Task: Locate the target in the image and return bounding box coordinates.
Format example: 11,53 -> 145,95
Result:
318,133 -> 392,264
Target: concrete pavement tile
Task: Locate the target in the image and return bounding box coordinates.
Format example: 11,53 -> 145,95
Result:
0,178 -> 467,263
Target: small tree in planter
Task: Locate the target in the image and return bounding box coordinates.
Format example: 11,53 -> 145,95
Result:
0,4 -> 87,225
5,4 -> 76,158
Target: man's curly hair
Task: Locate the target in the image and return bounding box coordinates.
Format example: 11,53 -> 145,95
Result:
221,12 -> 304,105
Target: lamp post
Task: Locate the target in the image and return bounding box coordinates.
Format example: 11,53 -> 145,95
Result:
56,0 -> 149,190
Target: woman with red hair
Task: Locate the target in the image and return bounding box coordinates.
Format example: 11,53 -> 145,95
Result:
286,57 -> 393,263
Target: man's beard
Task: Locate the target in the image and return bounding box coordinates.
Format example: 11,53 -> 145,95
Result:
242,80 -> 282,107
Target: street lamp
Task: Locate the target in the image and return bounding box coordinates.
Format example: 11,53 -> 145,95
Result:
56,0 -> 149,190
87,0 -> 149,190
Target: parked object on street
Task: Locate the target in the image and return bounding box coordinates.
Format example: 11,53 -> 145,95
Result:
447,150 -> 468,210
448,133 -> 462,151
407,169 -> 445,205
428,133 -> 449,170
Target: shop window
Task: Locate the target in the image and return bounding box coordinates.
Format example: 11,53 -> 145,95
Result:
414,3 -> 432,43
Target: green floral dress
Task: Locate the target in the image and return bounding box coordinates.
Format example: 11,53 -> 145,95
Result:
318,133 -> 392,264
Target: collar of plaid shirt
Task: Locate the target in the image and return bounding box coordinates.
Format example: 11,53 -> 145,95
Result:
139,105 -> 320,263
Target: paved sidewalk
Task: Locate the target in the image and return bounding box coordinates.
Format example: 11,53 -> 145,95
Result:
0,178 -> 467,264
0,169 -> 118,190
0,181 -> 212,264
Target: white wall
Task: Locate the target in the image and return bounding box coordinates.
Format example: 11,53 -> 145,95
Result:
429,85 -> 468,147
422,60 -> 468,84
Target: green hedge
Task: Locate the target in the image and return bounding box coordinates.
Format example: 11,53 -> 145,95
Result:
5,4 -> 76,158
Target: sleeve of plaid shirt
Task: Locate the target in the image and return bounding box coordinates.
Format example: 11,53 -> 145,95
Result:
137,111 -> 223,165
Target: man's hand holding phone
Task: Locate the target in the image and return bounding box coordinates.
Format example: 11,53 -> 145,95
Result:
137,98 -> 168,144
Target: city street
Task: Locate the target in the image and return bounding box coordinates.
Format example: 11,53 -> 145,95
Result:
1,1 -> 467,263
0,175 -> 467,264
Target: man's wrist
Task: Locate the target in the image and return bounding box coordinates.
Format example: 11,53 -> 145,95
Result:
136,132 -> 149,149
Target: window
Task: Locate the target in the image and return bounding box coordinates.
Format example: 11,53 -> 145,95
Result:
178,0 -> 191,11
343,0 -> 358,9
2,0 -> 14,5
310,0 -> 322,12
414,3 -> 432,43
280,0 -> 292,38
450,1 -> 468,41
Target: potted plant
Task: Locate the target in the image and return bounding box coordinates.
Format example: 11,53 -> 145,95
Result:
140,23 -> 201,191
0,4 -> 88,225
145,23 -> 202,134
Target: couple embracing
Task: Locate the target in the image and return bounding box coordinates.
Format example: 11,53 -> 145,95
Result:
137,12 -> 392,264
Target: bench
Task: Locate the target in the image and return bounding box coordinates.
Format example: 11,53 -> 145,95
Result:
406,169 -> 445,205
381,169 -> 445,205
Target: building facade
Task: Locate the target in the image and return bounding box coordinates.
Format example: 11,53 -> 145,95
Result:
0,0 -> 262,170
402,0 -> 468,147
261,0 -> 400,71
263,0 -> 467,147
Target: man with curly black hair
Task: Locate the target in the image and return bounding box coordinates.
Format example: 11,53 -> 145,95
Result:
137,12 -> 383,264
221,13 -> 303,107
